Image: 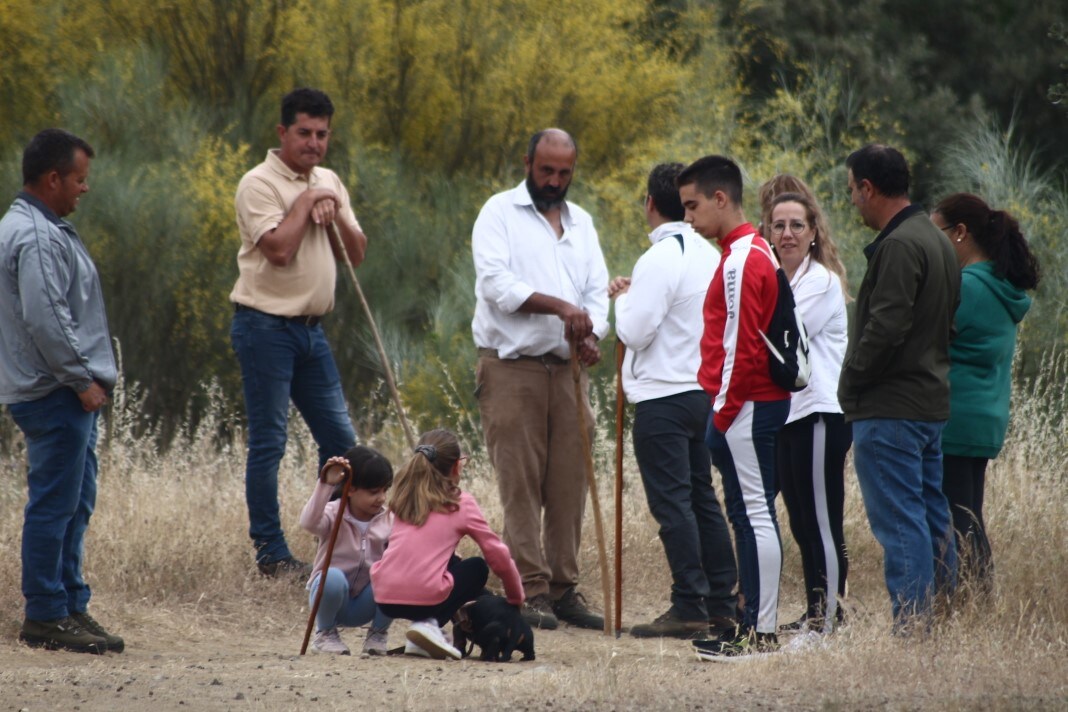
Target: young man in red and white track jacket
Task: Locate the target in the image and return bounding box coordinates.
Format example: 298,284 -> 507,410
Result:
678,155 -> 790,660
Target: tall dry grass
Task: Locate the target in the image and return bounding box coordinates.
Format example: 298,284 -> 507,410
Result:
0,358 -> 1065,709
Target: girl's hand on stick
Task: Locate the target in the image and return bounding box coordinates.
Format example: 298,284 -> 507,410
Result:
319,456 -> 351,485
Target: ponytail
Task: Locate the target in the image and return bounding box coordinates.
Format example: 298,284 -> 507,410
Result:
987,210 -> 1040,291
934,193 -> 1041,291
388,428 -> 462,526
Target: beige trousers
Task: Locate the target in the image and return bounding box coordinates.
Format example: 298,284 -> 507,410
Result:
476,351 -> 594,599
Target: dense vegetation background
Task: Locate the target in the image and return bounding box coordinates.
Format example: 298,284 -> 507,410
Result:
1,0 -> 1065,441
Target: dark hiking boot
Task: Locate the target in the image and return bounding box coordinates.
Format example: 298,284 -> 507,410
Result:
70,611 -> 125,652
19,616 -> 106,655
257,556 -> 312,579
708,615 -> 739,638
630,609 -> 709,639
693,628 -> 779,662
552,588 -> 604,630
521,593 -> 559,630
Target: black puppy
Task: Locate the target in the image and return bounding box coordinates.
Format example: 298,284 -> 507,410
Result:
452,594 -> 535,662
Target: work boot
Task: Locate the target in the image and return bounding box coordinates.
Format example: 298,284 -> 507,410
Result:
70,611 -> 125,653
362,626 -> 389,656
257,556 -> 312,579
521,593 -> 559,630
19,616 -> 106,655
630,608 -> 708,639
708,615 -> 739,638
552,588 -> 604,630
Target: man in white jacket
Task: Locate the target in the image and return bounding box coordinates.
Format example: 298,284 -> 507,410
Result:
610,163 -> 739,638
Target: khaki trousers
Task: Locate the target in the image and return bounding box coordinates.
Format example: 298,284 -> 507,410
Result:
476,351 -> 594,599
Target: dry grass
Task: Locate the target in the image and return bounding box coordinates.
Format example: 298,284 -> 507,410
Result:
0,364 -> 1065,711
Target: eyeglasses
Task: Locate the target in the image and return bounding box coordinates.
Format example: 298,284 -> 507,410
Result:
457,455 -> 470,465
770,220 -> 809,237
937,224 -> 955,234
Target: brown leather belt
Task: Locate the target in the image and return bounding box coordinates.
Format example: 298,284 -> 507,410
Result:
234,303 -> 322,327
477,347 -> 568,365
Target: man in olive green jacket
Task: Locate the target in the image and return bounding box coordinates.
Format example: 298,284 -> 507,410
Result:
840,144 -> 960,630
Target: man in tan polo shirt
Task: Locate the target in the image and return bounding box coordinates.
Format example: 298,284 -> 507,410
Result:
230,87 -> 367,577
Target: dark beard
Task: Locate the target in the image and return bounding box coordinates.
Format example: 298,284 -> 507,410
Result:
526,174 -> 569,213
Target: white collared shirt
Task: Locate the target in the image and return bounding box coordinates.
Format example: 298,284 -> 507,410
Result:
471,181 -> 609,360
787,254 -> 847,422
615,222 -> 721,403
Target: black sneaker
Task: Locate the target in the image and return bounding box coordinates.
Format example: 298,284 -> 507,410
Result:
257,556 -> 312,579
19,616 -> 107,655
778,614 -> 813,633
521,593 -> 559,630
693,629 -> 778,662
70,611 -> 124,653
552,588 -> 604,630
630,609 -> 708,639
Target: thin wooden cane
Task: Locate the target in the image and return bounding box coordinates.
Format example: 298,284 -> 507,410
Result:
300,462 -> 353,655
327,222 -> 416,449
570,341 -> 613,636
613,339 -> 626,638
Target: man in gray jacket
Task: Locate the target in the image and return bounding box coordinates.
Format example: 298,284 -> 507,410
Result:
0,129 -> 122,654
840,144 -> 960,630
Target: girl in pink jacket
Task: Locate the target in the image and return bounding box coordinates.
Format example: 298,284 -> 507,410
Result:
300,446 -> 394,656
371,428 -> 524,660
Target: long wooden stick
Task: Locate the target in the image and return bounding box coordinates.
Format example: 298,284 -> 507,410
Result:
570,341 -> 613,636
300,462 -> 353,654
613,339 -> 626,638
327,222 -> 416,449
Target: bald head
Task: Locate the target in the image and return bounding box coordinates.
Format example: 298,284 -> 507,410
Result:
526,128 -> 577,164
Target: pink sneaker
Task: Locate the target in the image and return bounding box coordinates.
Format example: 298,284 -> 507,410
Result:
311,627 -> 350,655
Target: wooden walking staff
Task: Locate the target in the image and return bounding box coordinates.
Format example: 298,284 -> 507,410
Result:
300,461 -> 353,655
613,339 -> 626,638
569,340 -> 613,636
327,221 -> 415,449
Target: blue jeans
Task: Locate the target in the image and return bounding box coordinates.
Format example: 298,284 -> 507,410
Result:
9,388 -> 99,621
707,399 -> 789,634
633,391 -> 737,621
852,418 -> 957,625
308,568 -> 392,631
231,308 -> 356,564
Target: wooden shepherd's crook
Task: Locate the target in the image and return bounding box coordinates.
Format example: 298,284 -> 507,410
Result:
300,461 -> 353,655
327,221 -> 416,449
570,340 -> 613,636
613,339 -> 626,638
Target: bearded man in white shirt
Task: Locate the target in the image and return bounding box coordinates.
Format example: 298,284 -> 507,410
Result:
471,129 -> 608,631
610,163 -> 739,639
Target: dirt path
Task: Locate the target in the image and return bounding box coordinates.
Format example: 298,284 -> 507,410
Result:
3,603 -> 1061,712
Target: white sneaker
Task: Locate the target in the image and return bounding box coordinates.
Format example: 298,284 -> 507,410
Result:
311,627 -> 350,655
404,639 -> 432,657
362,627 -> 389,656
782,630 -> 826,653
405,620 -> 461,660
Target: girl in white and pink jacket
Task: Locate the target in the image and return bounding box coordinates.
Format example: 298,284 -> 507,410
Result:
300,446 -> 394,656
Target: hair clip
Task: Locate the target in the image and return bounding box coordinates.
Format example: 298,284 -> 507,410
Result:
414,444 -> 437,463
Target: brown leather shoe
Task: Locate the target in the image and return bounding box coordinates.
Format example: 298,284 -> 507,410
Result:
19,616 -> 106,655
70,611 -> 124,652
552,588 -> 604,630
521,593 -> 559,630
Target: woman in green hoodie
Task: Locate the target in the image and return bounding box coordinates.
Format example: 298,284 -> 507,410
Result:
931,194 -> 1040,587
